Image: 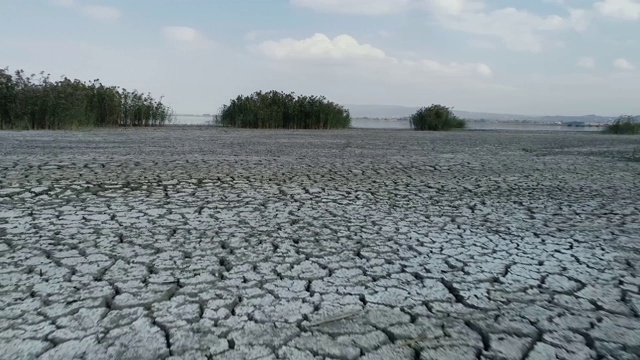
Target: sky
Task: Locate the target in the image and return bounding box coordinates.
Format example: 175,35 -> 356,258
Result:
1,0 -> 639,116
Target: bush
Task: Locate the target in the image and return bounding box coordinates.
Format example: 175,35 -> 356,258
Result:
0,67 -> 173,130
218,90 -> 351,129
605,115 -> 640,135
410,104 -> 466,131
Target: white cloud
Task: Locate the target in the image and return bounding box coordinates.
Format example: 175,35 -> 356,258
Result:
476,63 -> 493,76
258,33 -> 386,61
613,58 -> 636,70
162,26 -> 214,50
81,5 -> 121,23
290,0 -> 412,15
257,33 -> 492,79
290,0 -> 484,16
50,0 -> 121,23
290,0 -> 591,53
426,3 -> 591,52
577,57 -> 596,68
387,58 -> 493,79
427,0 -> 485,15
163,27 -> 202,43
595,0 -> 640,20
543,0 -> 568,5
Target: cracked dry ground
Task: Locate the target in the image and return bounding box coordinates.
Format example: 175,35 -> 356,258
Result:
0,128 -> 639,360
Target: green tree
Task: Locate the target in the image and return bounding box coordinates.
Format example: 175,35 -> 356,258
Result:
410,104 -> 466,131
605,115 -> 640,135
0,67 -> 173,130
219,90 -> 351,129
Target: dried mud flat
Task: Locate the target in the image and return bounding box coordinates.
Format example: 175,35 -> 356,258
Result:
0,127 -> 639,360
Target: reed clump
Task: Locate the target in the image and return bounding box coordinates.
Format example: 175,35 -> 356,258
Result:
0,67 -> 173,130
410,104 -> 466,131
604,115 -> 640,135
218,90 -> 351,129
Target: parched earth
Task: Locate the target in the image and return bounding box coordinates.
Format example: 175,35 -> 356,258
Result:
0,127 -> 639,360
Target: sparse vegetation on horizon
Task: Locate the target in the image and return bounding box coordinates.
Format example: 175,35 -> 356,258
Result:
410,104 -> 466,131
218,90 -> 351,129
604,115 -> 640,135
0,67 -> 173,130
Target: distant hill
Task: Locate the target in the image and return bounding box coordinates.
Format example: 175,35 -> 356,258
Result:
345,104 -> 620,124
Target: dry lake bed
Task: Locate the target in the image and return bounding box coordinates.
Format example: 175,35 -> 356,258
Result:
0,127 -> 639,360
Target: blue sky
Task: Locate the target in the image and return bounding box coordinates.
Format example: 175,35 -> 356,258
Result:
1,0 -> 639,115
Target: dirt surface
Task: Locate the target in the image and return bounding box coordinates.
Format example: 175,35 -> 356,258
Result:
1,127 -> 639,360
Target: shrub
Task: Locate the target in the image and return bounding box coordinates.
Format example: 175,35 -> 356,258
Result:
604,115 -> 640,135
218,90 -> 351,129
0,67 -> 173,130
410,104 -> 466,131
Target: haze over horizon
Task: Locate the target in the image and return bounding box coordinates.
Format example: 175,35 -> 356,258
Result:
2,0 -> 639,116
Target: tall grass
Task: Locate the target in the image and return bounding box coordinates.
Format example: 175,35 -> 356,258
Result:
0,67 -> 173,130
218,90 -> 351,129
410,104 -> 466,131
604,115 -> 640,135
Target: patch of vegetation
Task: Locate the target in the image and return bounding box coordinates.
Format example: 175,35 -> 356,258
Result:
218,90 -> 351,129
0,67 -> 173,130
410,104 -> 466,131
604,115 -> 640,135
